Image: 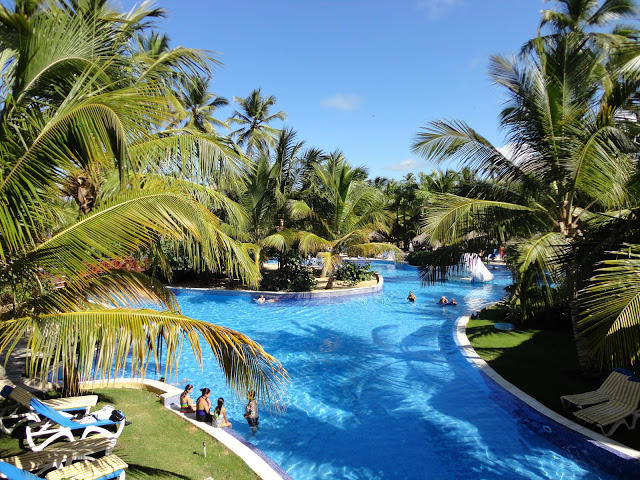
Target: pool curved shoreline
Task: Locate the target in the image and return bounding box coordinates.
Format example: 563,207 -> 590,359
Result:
81,378 -> 291,480
169,274 -> 384,299
454,315 -> 640,475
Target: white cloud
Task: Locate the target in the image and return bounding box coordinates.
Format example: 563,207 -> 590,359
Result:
321,93 -> 363,111
387,159 -> 423,172
416,0 -> 464,19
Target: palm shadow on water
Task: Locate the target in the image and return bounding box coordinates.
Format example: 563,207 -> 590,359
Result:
245,320 -> 603,480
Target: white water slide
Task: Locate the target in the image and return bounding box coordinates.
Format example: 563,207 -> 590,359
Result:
454,253 -> 494,283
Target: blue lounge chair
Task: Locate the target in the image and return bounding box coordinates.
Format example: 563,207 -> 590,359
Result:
18,396 -> 125,452
0,386 -> 98,435
0,454 -> 127,480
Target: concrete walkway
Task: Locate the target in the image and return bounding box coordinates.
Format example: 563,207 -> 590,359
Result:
0,343 -> 53,393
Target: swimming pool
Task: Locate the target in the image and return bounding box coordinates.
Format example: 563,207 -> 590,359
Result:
171,261 -> 623,479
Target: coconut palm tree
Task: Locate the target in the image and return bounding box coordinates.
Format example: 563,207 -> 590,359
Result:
176,74 -> 229,133
235,129 -> 313,271
287,152 -> 399,287
229,88 -> 286,155
521,0 -> 638,55
411,12 -> 639,372
0,1 -> 288,402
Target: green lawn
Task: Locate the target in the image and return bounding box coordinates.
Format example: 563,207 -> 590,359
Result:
0,388 -> 259,480
467,307 -> 640,449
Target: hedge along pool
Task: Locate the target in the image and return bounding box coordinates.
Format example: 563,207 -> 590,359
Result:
169,261 -> 624,480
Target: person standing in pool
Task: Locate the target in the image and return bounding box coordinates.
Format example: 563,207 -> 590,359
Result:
244,390 -> 259,432
407,291 -> 417,302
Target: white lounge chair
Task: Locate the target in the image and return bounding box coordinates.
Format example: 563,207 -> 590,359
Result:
560,368 -> 633,409
0,454 -> 127,480
1,434 -> 116,475
573,375 -> 640,436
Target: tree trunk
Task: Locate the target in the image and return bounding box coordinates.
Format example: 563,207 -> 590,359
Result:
62,362 -> 81,397
325,274 -> 334,290
570,300 -> 600,377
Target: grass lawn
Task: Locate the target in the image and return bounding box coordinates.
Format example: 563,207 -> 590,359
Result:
0,388 -> 259,480
467,306 -> 640,450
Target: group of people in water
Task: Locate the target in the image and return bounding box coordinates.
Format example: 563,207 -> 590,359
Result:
438,296 -> 457,305
179,384 -> 259,432
405,291 -> 457,305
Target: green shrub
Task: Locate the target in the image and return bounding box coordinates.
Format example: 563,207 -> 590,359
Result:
335,262 -> 374,286
407,250 -> 430,266
260,251 -> 318,292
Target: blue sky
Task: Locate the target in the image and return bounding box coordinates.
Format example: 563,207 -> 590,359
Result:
119,0 -> 546,179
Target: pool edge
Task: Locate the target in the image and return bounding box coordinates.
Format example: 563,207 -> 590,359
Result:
453,315 -> 640,463
81,378 -> 293,480
170,274 -> 384,299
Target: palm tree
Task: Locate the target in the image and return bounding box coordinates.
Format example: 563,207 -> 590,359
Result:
0,1 -> 288,403
293,152 -> 399,287
411,8 -> 638,372
230,88 -> 286,154
538,0 -> 637,34
235,129 -> 311,270
176,74 -> 229,133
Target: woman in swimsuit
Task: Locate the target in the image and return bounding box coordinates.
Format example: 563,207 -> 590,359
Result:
180,384 -> 196,413
212,397 -> 232,429
195,388 -> 213,423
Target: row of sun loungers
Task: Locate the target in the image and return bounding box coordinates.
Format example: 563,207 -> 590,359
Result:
0,386 -> 128,479
561,368 -> 640,437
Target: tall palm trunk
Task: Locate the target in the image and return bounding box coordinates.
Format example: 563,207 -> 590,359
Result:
62,361 -> 81,396
570,300 -> 600,376
568,242 -> 600,376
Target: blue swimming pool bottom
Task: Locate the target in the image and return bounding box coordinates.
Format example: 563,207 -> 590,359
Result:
172,263 -> 620,479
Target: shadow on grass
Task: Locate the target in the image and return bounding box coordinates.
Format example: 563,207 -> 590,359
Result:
466,324 -> 536,342
465,318 -> 640,449
95,392 -> 120,404
126,464 -> 192,479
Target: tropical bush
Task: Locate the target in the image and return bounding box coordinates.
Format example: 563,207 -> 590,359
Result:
260,251 -> 317,292
334,262 -> 374,286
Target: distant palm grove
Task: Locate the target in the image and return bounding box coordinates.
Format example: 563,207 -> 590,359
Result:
0,0 -> 640,406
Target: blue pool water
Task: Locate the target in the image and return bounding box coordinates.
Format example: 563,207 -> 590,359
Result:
170,262 -> 619,480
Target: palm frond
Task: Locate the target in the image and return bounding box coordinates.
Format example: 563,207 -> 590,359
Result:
32,185 -> 260,287
421,194 -> 539,245
0,309 -> 289,409
579,244 -> 640,368
411,119 -> 521,180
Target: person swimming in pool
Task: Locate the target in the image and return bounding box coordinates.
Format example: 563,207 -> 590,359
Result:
407,291 -> 417,302
438,296 -> 448,304
450,298 -> 457,305
255,295 -> 278,303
